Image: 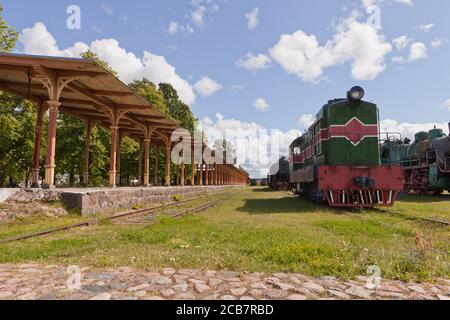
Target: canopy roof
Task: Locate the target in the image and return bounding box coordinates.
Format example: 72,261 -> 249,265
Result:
0,53 -> 182,146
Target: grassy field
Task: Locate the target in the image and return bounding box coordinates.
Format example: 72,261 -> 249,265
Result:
0,187 -> 448,282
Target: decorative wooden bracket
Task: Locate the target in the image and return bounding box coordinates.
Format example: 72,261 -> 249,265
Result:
33,65 -> 74,101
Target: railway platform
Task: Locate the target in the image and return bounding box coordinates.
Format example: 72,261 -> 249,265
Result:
2,186 -> 242,216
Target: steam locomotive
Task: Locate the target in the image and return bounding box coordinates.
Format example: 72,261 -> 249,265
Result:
289,86 -> 404,207
380,125 -> 450,195
268,157 -> 290,190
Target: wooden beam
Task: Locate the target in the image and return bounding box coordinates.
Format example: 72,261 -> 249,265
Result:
67,81 -> 115,110
0,55 -> 99,71
91,90 -> 134,97
0,64 -> 31,74
59,98 -> 95,106
56,70 -> 106,78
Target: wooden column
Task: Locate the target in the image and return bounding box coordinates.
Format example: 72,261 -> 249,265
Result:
165,144 -> 171,187
154,145 -> 159,186
137,139 -> 143,186
199,163 -> 203,186
143,139 -> 151,187
43,100 -> 61,189
209,165 -> 213,185
82,119 -> 93,187
191,147 -> 195,186
214,165 -> 218,186
180,160 -> 185,187
216,165 -> 220,186
205,164 -> 209,186
109,126 -> 119,188
116,131 -> 123,186
31,102 -> 45,188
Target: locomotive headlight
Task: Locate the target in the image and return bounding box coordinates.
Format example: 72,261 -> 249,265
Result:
348,86 -> 365,101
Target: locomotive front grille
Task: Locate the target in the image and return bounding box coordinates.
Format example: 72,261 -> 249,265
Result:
324,190 -> 397,207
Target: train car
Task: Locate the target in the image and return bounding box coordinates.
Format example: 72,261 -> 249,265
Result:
289,86 -> 404,207
268,157 -> 290,190
380,125 -> 450,195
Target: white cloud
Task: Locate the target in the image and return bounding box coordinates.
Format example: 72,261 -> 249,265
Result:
418,23 -> 434,33
245,7 -> 260,31
19,22 -> 197,104
408,42 -> 427,61
431,38 -> 444,49
190,0 -> 219,28
199,113 -> 301,178
236,53 -> 271,72
380,119 -> 449,139
92,26 -> 103,35
395,0 -> 413,4
167,21 -> 194,35
101,5 -> 114,16
441,99 -> 450,112
191,6 -> 207,27
362,0 -> 413,8
269,15 -> 392,82
299,114 -> 315,130
392,55 -> 405,63
168,21 -> 180,35
193,76 -> 223,98
231,85 -> 244,93
167,1 -> 219,35
253,98 -> 269,111
392,35 -> 410,50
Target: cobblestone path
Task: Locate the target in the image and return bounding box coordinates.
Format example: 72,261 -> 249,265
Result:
0,264 -> 448,300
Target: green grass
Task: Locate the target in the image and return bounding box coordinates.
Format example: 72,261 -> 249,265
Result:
0,187 -> 448,282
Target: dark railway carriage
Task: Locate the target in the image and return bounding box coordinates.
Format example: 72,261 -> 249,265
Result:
380,125 -> 450,194
268,157 -> 290,190
289,86 -> 404,207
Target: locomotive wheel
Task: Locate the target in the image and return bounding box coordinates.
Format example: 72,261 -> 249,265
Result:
422,188 -> 443,196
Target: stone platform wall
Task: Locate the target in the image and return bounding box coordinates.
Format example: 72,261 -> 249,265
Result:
4,186 -> 236,216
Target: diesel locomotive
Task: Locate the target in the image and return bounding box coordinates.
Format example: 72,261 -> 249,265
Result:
268,157 -> 290,191
380,125 -> 450,195
289,86 -> 404,207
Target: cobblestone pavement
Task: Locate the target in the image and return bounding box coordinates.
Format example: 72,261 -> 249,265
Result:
0,264 -> 448,300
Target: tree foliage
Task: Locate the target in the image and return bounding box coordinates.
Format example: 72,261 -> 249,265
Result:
159,83 -> 197,133
0,93 -> 37,186
81,50 -> 118,77
128,78 -> 167,114
0,6 -> 36,186
0,4 -> 18,53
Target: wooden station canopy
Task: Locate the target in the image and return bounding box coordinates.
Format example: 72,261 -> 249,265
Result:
0,53 -> 249,188
0,52 -> 179,147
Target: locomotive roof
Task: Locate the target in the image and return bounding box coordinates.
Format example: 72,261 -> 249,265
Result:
290,136 -> 305,147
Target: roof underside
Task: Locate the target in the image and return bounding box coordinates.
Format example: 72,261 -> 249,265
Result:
0,53 -> 180,146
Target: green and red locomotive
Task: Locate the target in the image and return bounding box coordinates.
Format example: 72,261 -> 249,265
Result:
289,86 -> 404,207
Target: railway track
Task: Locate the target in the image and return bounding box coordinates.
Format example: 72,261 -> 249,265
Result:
0,191 -> 238,244
371,208 -> 449,226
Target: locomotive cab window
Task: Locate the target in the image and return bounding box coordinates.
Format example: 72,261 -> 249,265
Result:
314,121 -> 322,155
315,141 -> 322,155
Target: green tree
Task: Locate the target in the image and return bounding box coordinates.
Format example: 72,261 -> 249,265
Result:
0,4 -> 18,53
81,50 -> 118,77
55,114 -> 85,186
128,78 -> 167,114
118,136 -> 139,185
0,6 -> 37,186
159,83 -> 197,133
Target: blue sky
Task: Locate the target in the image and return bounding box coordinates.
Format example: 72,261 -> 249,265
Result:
2,0 -> 450,176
